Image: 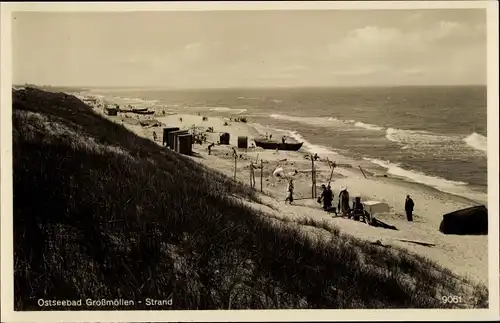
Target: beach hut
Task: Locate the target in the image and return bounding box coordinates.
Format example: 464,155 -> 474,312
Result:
220,133 -> 230,145
237,136 -> 248,149
177,134 -> 193,155
105,107 -> 118,116
170,130 -> 189,151
168,129 -> 186,149
163,127 -> 180,147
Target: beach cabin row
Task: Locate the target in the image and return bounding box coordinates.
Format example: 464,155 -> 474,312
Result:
162,127 -> 193,156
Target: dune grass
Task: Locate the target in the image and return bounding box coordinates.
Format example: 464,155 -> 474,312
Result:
12,88 -> 488,310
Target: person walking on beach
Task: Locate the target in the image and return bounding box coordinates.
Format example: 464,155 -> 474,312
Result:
405,195 -> 415,222
285,179 -> 294,204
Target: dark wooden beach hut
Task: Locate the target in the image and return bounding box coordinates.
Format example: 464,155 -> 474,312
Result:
170,130 -> 189,151
177,134 -> 193,155
163,127 -> 180,147
237,136 -> 248,149
439,205 -> 488,235
105,107 -> 118,116
219,133 -> 230,145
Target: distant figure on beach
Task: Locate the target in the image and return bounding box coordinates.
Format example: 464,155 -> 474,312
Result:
285,179 -> 294,204
152,131 -> 157,141
282,136 -> 286,144
179,117 -> 183,122
313,153 -> 319,161
405,195 -> 415,222
269,134 -> 272,140
265,132 -> 269,140
208,143 -> 215,155
338,187 -> 350,216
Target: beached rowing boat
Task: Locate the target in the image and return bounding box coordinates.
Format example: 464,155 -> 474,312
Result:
134,110 -> 155,115
132,107 -> 149,112
254,139 -> 303,151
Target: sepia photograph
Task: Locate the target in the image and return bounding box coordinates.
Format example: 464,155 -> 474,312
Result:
1,1 -> 499,322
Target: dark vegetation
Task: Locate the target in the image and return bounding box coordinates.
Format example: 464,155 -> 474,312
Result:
13,88 -> 488,310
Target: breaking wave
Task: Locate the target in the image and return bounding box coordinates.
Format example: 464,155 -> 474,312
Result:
363,158 -> 479,198
385,127 -> 454,146
354,121 -> 384,131
386,128 -> 488,154
464,132 -> 487,153
208,107 -> 248,114
270,113 -> 385,132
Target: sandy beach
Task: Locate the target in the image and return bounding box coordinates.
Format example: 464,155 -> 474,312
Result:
83,95 -> 489,286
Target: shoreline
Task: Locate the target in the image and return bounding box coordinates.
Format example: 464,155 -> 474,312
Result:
79,92 -> 489,285
78,90 -> 488,205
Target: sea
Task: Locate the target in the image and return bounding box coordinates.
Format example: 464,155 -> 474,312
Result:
84,86 -> 488,203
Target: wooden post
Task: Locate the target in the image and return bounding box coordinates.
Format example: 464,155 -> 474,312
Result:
359,165 -> 368,179
252,164 -> 256,189
250,162 -> 254,188
234,153 -> 237,182
328,163 -> 336,187
311,155 -> 315,198
260,160 -> 263,192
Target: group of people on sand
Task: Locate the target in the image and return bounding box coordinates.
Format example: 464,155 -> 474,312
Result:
284,177 -> 416,222
317,184 -> 351,216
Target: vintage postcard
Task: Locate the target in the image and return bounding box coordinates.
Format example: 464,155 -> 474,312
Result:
1,1 -> 499,322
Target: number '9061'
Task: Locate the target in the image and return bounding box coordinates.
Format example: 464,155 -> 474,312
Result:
442,295 -> 463,304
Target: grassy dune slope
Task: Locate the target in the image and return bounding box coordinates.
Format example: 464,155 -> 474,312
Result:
12,88 -> 488,310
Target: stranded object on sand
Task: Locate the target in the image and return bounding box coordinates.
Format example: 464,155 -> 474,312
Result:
439,205 -> 488,235
253,138 -> 303,151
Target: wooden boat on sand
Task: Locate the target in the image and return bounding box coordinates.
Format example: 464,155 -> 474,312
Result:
254,138 -> 303,151
134,110 -> 155,115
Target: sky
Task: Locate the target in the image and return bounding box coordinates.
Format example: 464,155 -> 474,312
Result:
12,9 -> 487,88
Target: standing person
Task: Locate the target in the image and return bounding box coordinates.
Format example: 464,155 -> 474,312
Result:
282,136 -> 286,144
269,134 -> 273,140
319,184 -> 333,211
285,179 -> 294,204
152,131 -> 157,141
318,184 -> 327,207
405,195 -> 415,221
338,186 -> 350,216
325,184 -> 334,212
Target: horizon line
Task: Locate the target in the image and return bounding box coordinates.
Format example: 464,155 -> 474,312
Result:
14,83 -> 488,91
